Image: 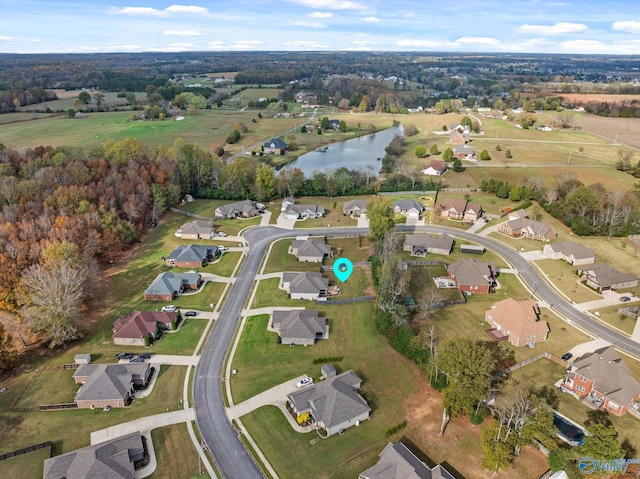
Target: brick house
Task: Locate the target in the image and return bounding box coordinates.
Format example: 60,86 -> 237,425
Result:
270,309 -> 328,346
447,258 -> 496,294
165,244 -> 218,268
343,199 -> 368,217
290,239 -> 333,263
393,199 -> 424,218
214,200 -> 261,219
485,298 -> 549,347
113,310 -> 178,346
543,241 -> 596,265
499,218 -> 557,242
174,219 -> 215,240
359,442 -> 455,479
73,363 -> 151,409
281,272 -> 329,300
143,272 -> 202,301
577,264 -> 638,292
439,199 -> 483,222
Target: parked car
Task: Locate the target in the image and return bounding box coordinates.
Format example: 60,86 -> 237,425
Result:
184,311 -> 198,317
296,377 -> 313,388
561,352 -> 573,361
129,356 -> 145,363
620,296 -> 631,302
149,221 -> 157,229
161,305 -> 177,312
218,246 -> 228,252
115,352 -> 134,360
217,231 -> 228,237
138,353 -> 151,359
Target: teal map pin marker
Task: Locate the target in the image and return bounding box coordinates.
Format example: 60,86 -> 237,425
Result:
333,258 -> 353,282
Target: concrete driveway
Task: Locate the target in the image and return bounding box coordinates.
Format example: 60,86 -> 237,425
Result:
567,338 -> 612,361
573,290 -> 631,312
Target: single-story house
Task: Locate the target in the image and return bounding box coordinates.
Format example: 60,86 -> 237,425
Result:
165,244 -> 218,268
174,219 -> 215,240
270,309 -> 328,346
113,310 -> 178,346
281,272 -> 329,300
263,138 -> 289,155
448,130 -> 469,145
447,258 -> 496,294
359,442 -> 455,479
281,197 -> 295,212
403,233 -> 454,256
214,200 -> 261,219
507,209 -> 529,221
290,239 -> 333,262
284,204 -> 325,220
287,370 -> 370,437
577,264 -> 638,292
421,159 -> 447,176
327,119 -> 341,130
143,272 -> 202,301
73,363 -> 151,409
543,241 -> 596,266
454,144 -> 475,159
343,199 -> 368,217
562,345 -> 640,417
43,432 -> 145,479
439,198 -> 483,222
485,298 -> 549,347
499,218 -> 557,242
393,199 -> 424,218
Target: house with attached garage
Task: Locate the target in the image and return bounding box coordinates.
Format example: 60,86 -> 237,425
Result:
403,233 -> 454,256
454,144 -> 475,159
439,198 -> 483,222
270,309 -> 328,346
577,263 -> 638,292
343,199 -> 368,217
290,239 -> 332,263
359,442 -> 455,479
284,203 -> 325,220
484,298 -> 549,347
112,310 -> 178,346
174,219 -> 215,240
562,345 -> 640,417
287,370 -> 370,437
393,199 -> 424,218
499,218 -> 557,242
447,258 -> 496,294
543,241 -> 596,265
263,138 -> 289,155
43,432 -> 145,479
165,244 -> 218,268
281,272 -> 329,300
73,363 -> 151,409
421,159 -> 447,176
143,272 -> 202,301
214,199 -> 262,219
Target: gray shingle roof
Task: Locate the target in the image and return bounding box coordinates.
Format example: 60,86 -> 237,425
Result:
404,233 -> 453,252
448,258 -> 495,288
166,244 -> 217,264
264,138 -> 288,149
285,204 -> 325,216
359,442 -> 455,479
284,272 -> 329,294
176,219 -> 213,236
505,218 -> 554,237
271,310 -> 325,341
394,199 -> 424,212
288,370 -> 370,430
144,272 -> 201,297
73,364 -> 149,402
344,199 -> 368,212
547,241 -> 594,260
43,432 -> 143,479
291,240 -> 332,260
215,200 -> 258,218
579,263 -> 638,288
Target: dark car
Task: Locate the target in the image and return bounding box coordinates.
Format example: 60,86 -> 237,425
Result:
149,221 -> 158,229
138,353 -> 151,359
184,311 -> 198,317
561,352 -> 573,361
115,352 -> 134,360
620,296 -> 631,302
129,356 -> 145,363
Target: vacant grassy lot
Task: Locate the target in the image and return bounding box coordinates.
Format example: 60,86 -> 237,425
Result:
533,259 -> 601,303
292,196 -> 362,229
14,369 -> 77,409
0,444 -> 50,479
148,423 -> 211,479
407,264 -> 464,305
326,236 -> 374,263
151,319 -> 209,355
586,303 -> 638,336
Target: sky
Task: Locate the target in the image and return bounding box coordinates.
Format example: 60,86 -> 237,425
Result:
2,0 -> 640,54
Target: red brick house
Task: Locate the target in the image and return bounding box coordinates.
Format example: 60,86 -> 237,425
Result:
563,346 -> 640,417
447,258 -> 496,294
439,199 -> 483,222
73,363 -> 151,409
485,298 -> 549,347
499,218 -> 556,242
113,310 -> 178,346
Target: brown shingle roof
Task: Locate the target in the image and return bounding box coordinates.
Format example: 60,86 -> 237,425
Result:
485,298 -> 549,343
113,310 -> 176,340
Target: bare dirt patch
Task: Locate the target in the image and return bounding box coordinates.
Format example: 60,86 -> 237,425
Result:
47,89 -> 80,100
575,114 -> 640,150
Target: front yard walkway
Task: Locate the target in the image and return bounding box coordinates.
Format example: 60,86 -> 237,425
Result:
226,376 -> 315,434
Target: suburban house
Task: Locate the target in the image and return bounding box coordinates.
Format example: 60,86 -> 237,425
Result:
284,204 -> 325,220
270,309 -> 328,346
447,258 -> 496,294
454,144 -> 475,159
499,218 -> 557,242
43,432 -> 145,479
287,370 -> 370,437
562,345 -> 640,417
393,199 -> 425,218
281,197 -> 295,212
327,119 -> 341,130
543,241 -> 596,266
263,138 -> 289,155
577,264 -> 638,292
143,272 -> 202,301
421,159 -> 447,176
343,199 -> 368,217
484,298 -> 549,347
214,200 -> 261,219
403,233 -> 454,256
112,310 -> 178,346
165,244 -> 218,268
281,272 -> 329,300
174,219 -> 214,240
507,209 -> 529,221
439,198 -> 483,222
448,130 -> 469,145
359,442 -> 455,479
73,363 -> 151,409
290,239 -> 333,263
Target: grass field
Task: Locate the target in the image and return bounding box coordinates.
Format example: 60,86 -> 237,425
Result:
263,238 -> 324,274
151,318 -> 209,355
586,303 -> 638,336
0,445 -> 50,478
533,259 -> 601,303
13,369 -> 77,409
148,423 -> 211,479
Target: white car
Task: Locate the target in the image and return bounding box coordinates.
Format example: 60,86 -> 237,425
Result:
218,246 -> 228,252
161,305 -> 177,312
296,377 -> 313,388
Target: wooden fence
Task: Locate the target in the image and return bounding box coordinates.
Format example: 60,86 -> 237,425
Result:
0,441 -> 52,461
492,352 -> 566,380
169,207 -> 210,220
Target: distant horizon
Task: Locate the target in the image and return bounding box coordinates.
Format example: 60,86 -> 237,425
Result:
2,0 -> 640,55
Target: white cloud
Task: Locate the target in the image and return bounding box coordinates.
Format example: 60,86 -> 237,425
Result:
0,36 -> 17,42
519,22 -> 588,35
308,11 -> 333,18
612,21 -> 640,34
165,5 -> 209,14
353,40 -> 374,45
559,39 -> 604,52
107,44 -> 144,51
285,0 -> 367,10
455,36 -> 501,46
285,40 -> 328,48
112,4 -> 209,16
290,20 -> 327,28
363,16 -> 379,23
164,30 -> 203,36
169,42 -> 195,47
397,39 -> 441,48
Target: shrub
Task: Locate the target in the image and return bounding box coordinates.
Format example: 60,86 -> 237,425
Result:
312,356 -> 344,364
385,421 -> 407,436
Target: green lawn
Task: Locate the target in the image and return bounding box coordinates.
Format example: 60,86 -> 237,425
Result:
148,423 -> 211,479
397,236 -> 509,268
212,252 -> 242,277
326,236 -> 374,263
252,278 -> 305,309
0,445 -> 50,479
263,238 -> 325,274
533,259 -> 601,303
233,301 -> 426,479
13,369 -> 77,409
151,318 -> 209,355
587,304 -> 638,336
407,264 -> 464,305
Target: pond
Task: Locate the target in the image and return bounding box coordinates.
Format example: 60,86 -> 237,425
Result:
284,124 -> 404,176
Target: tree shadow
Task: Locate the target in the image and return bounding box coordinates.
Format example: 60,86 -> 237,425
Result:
527,384 -> 561,410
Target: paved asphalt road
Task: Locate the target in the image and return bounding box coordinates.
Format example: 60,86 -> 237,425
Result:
194,223 -> 640,479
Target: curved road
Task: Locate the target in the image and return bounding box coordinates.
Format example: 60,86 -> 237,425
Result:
194,223 -> 640,478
